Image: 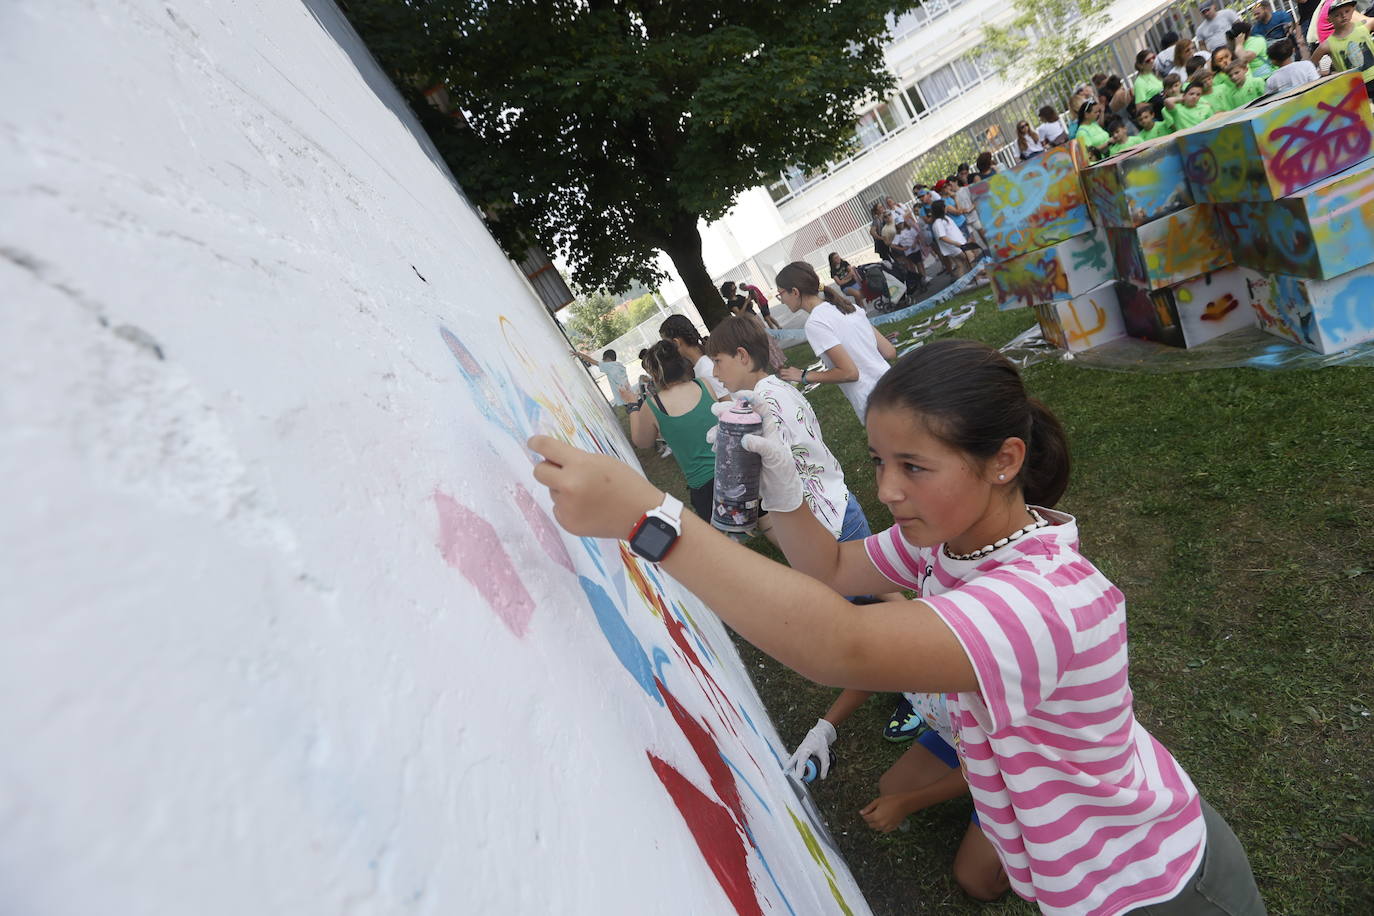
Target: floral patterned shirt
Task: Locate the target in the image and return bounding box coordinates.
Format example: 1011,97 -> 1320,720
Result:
753,375 -> 849,536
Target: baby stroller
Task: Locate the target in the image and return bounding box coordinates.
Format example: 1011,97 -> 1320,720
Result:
859,262 -> 908,313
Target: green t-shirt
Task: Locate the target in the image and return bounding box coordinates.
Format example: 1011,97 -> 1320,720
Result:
1076,122 -> 1111,156
1138,121 -> 1173,140
1201,83 -> 1234,113
1231,74 -> 1267,107
1328,24 -> 1374,82
1134,71 -> 1163,105
1244,36 -> 1274,78
1170,100 -> 1214,129
1108,135 -> 1144,157
645,379 -> 719,489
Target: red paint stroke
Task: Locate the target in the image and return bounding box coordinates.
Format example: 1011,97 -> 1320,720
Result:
656,678 -> 744,824
433,489 -> 534,637
622,544 -> 741,738
512,483 -> 574,573
647,752 -> 763,916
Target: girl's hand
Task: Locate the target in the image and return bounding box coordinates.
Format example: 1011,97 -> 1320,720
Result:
777,366 -> 803,383
616,384 -> 637,403
528,436 -> 663,539
860,794 -> 914,833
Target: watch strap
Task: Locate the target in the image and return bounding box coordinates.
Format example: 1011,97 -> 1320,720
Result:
647,492 -> 683,528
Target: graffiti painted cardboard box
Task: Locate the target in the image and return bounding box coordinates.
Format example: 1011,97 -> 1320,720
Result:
1082,136 -> 1194,228
1034,282 -> 1127,352
1216,163 -> 1374,280
1176,72 -> 1374,205
1107,205 -> 1232,291
1114,268 -> 1256,349
971,142 -> 1094,262
1248,264 -> 1374,355
989,229 -> 1115,310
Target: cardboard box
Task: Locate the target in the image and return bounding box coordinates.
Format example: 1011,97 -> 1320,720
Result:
1107,205 -> 1232,290
1113,267 -> 1257,349
1247,264 -> 1374,354
1175,72 -> 1374,204
1082,136 -> 1194,228
1215,163 -> 1374,280
1033,282 -> 1127,352
989,229 -> 1115,310
970,143 -> 1094,262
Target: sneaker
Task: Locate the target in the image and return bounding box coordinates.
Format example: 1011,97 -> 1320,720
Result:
883,696 -> 928,743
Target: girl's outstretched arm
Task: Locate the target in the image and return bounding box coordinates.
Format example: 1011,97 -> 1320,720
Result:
529,436 -> 976,694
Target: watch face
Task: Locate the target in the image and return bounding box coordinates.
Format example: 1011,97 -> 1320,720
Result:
631,515 -> 677,563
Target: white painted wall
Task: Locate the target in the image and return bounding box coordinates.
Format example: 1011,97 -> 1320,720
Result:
0,2 -> 869,913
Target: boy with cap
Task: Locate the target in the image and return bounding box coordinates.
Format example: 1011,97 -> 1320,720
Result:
1311,0 -> 1374,98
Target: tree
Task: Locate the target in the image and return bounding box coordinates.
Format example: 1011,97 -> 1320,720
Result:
340,0 -> 917,326
625,293 -> 661,328
982,0 -> 1111,85
565,292 -> 631,349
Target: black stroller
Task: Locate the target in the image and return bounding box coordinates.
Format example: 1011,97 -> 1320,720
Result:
859,262 -> 909,313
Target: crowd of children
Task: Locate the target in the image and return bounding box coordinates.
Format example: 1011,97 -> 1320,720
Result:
1019,0 -> 1374,164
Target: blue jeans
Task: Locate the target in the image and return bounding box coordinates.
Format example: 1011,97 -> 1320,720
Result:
838,493 -> 872,543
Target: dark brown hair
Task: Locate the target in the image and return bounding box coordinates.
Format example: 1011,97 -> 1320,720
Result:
775,261 -> 821,297
659,314 -> 703,349
866,339 -> 1071,506
704,315 -> 769,371
643,339 -> 695,388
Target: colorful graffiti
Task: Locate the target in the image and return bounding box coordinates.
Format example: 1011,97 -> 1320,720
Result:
1136,205 -> 1232,289
1216,164 -> 1374,280
1181,73 -> 1374,203
1083,139 -> 1195,228
435,321 -> 864,914
990,230 -> 1114,310
1033,283 -> 1126,351
1164,266 -> 1260,347
970,143 -> 1094,261
1116,280 -> 1186,348
1247,265 -> 1374,354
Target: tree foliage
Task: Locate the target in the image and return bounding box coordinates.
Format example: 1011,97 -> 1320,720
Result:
565,292 -> 631,349
982,0 -> 1111,86
340,0 -> 916,325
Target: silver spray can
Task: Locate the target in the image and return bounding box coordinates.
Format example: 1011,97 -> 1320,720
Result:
712,396 -> 764,537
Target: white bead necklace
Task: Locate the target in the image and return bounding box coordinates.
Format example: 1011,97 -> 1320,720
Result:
943,508 -> 1049,561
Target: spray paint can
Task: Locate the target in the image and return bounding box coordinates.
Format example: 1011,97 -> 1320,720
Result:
712,396 -> 763,537
800,749 -> 837,784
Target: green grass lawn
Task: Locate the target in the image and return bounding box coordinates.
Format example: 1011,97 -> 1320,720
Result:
626,291 -> 1374,915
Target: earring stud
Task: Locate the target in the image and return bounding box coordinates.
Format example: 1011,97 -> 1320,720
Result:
998,474 -> 1005,480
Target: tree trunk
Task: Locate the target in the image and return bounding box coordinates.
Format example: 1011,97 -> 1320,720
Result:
660,218 -> 729,329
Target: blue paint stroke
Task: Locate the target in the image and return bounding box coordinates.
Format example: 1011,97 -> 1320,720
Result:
652,646 -> 672,683
578,536 -> 606,575
741,821 -> 798,916
577,576 -> 662,705
1325,276 -> 1374,343
721,752 -> 772,816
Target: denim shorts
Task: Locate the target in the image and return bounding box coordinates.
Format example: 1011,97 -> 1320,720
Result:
838,493 -> 872,543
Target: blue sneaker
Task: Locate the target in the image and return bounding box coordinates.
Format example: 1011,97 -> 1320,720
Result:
883,696 -> 928,743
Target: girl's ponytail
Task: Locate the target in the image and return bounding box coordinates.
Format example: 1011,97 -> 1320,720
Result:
1022,397 -> 1070,507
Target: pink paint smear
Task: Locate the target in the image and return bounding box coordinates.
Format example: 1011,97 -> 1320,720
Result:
433,489 -> 534,637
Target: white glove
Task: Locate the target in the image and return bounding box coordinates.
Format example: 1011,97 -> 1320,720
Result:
708,391 -> 803,513
785,718 -> 838,780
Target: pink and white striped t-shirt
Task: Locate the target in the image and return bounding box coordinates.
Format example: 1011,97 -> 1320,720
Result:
866,509 -> 1205,915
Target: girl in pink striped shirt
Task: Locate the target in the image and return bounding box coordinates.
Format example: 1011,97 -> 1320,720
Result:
529,338 -> 1265,914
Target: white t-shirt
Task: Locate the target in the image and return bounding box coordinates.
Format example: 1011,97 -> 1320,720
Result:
693,354 -> 728,400
598,360 -> 629,406
931,216 -> 967,257
1195,9 -> 1240,50
752,375 -> 848,537
1266,60 -> 1320,93
1036,121 -> 1067,147
865,511 -> 1205,915
953,186 -> 982,228
803,302 -> 890,419
891,224 -> 920,253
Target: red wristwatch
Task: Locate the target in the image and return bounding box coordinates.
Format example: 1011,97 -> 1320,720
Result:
627,493 -> 684,563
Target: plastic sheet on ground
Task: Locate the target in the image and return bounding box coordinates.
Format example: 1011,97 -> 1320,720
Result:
999,324 -> 1374,372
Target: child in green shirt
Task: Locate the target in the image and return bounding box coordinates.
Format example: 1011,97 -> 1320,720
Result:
1134,102 -> 1173,140
1105,116 -> 1144,157
1226,61 -> 1267,107
1193,72 -> 1233,114
1165,83 -> 1215,129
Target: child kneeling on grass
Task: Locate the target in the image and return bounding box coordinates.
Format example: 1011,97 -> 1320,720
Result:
530,338 -> 1266,913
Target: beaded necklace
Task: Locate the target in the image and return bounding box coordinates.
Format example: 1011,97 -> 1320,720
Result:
943,508 -> 1049,561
